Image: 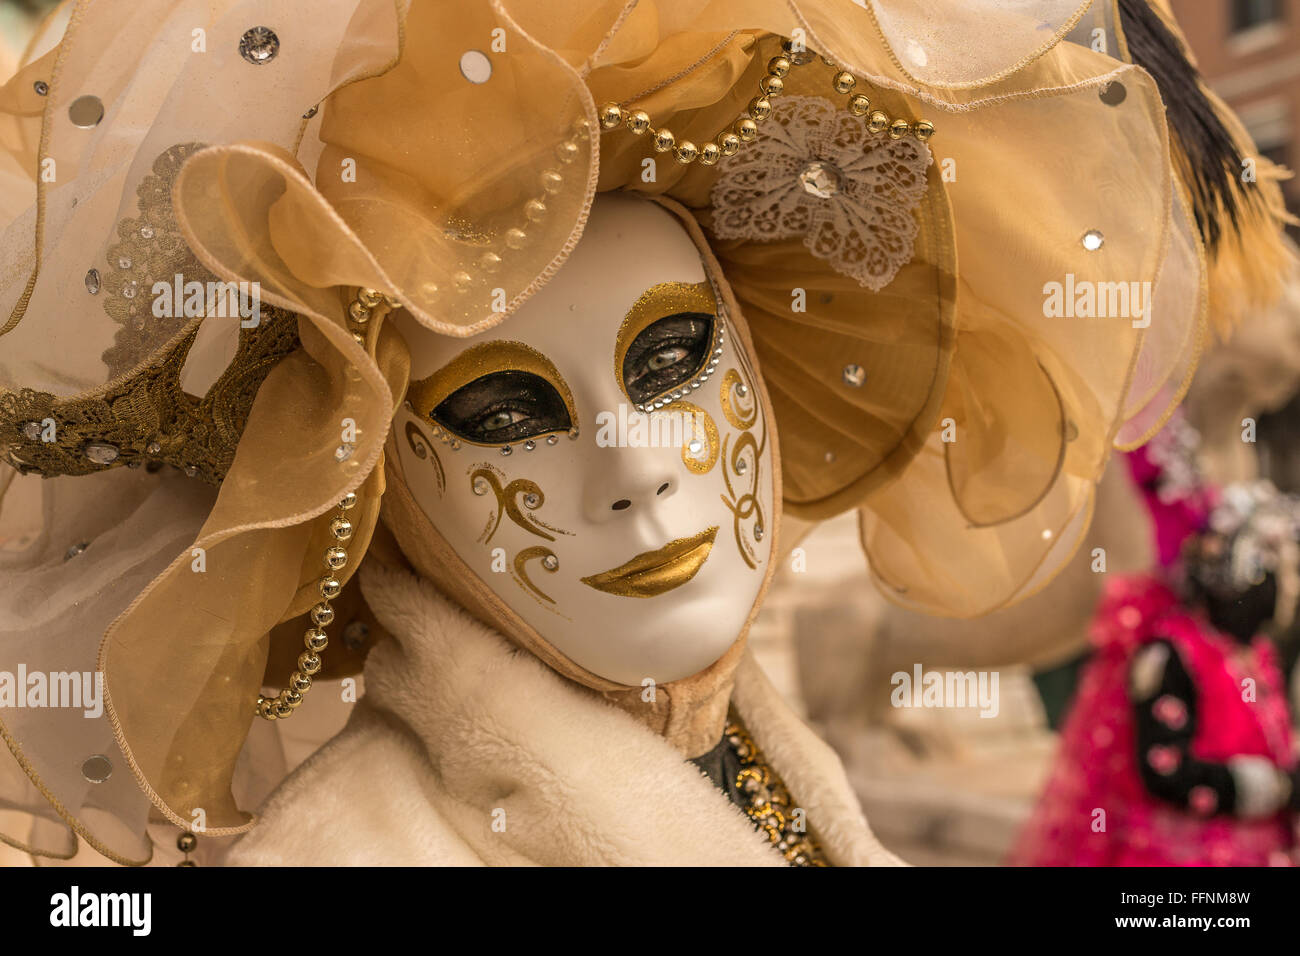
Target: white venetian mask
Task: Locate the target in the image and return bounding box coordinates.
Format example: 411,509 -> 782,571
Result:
392,193 -> 774,684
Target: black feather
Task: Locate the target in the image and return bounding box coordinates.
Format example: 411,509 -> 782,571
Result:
1117,0 -> 1246,250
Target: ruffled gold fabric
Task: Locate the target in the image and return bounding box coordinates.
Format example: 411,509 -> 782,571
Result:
0,0 -> 1289,862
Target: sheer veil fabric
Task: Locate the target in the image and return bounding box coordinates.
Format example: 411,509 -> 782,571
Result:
0,0 -> 1289,862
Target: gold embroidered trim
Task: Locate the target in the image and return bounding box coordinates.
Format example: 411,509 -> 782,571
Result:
724,710 -> 828,867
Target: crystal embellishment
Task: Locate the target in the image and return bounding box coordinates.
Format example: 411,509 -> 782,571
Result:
473,476 -> 490,496
334,443 -> 354,462
82,442 -> 120,465
85,268 -> 100,294
541,554 -> 559,571
842,364 -> 866,387
798,161 -> 842,199
21,421 -> 42,441
1082,229 -> 1105,251
239,27 -> 280,65
523,492 -> 540,509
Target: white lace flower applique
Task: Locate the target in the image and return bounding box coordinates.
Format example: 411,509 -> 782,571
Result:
709,95 -> 933,292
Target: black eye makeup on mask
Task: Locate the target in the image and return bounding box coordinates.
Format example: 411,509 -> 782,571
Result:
432,370 -> 572,444
621,313 -> 716,407
406,340 -> 578,447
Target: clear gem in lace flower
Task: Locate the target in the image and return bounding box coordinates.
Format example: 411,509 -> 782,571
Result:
709,95 -> 933,292
798,161 -> 842,198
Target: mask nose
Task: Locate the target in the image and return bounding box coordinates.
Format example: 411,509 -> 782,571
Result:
583,456 -> 677,524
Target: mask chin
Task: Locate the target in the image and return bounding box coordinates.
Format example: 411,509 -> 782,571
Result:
386,191 -> 781,687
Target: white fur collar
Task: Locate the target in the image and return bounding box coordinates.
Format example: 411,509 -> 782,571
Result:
228,563 -> 900,866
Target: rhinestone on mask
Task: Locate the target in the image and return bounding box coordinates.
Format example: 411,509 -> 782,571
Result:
523,492 -> 541,509
842,364 -> 866,387
84,269 -> 100,294
239,27 -> 280,65
472,476 -> 491,496
541,554 -> 559,571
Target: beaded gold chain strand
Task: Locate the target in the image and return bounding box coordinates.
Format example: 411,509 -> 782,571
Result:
255,286 -> 392,721
599,38 -> 934,167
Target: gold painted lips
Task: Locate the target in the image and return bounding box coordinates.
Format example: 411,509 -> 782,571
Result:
581,526 -> 719,598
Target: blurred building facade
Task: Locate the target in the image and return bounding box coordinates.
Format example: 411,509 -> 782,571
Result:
1171,0 -> 1300,239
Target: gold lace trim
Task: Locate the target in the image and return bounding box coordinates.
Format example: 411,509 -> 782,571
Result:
0,143 -> 299,484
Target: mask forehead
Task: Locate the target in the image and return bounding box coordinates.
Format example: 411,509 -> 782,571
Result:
405,195 -> 709,382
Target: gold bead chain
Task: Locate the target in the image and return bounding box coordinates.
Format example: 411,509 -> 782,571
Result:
255,287 -> 387,721
598,38 -> 934,167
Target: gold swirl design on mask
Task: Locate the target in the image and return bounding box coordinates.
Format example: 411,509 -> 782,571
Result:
403,419 -> 445,495
719,368 -> 758,430
513,546 -> 559,605
470,467 -> 570,543
662,399 -> 719,474
719,368 -> 767,569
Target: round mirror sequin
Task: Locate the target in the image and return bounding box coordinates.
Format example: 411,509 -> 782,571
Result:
1099,82 -> 1127,106
81,754 -> 112,783
68,95 -> 104,128
1082,229 -> 1105,251
459,50 -> 492,84
239,26 -> 280,65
